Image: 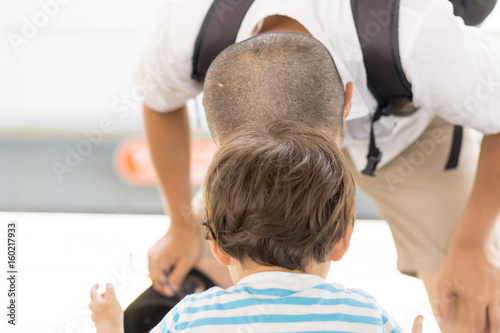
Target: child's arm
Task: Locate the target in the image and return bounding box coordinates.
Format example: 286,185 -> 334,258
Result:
89,283 -> 124,333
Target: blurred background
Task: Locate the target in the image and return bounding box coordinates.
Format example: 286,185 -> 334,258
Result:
0,1 -> 500,332
1,0 -> 210,214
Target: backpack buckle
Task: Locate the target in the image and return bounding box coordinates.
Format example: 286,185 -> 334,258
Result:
361,150 -> 382,177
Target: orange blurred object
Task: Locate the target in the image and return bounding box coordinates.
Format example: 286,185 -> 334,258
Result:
114,138 -> 218,187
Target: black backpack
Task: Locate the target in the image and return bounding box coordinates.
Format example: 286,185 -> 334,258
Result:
192,0 -> 497,176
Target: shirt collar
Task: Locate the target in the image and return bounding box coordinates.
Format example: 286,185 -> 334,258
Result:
237,271 -> 326,291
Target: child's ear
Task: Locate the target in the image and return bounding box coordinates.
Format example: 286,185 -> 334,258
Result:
209,238 -> 231,266
329,224 -> 354,261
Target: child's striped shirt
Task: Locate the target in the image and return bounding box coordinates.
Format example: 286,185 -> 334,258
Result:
151,271 -> 402,333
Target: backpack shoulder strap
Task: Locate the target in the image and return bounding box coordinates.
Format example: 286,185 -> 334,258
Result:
351,0 -> 468,176
351,0 -> 418,176
351,0 -> 415,116
449,0 -> 497,26
191,0 -> 254,82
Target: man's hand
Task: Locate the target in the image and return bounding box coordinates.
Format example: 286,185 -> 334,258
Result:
148,219 -> 201,296
89,283 -> 124,333
437,243 -> 500,332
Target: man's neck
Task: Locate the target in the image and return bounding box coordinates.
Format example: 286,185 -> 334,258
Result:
259,15 -> 310,35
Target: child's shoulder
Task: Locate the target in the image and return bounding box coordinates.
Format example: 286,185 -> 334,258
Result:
314,281 -> 379,302
180,285 -> 227,304
319,282 -> 402,331
175,284 -> 247,310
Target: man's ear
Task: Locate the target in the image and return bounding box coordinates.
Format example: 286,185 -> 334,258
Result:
329,224 -> 354,261
343,82 -> 354,120
209,238 -> 231,266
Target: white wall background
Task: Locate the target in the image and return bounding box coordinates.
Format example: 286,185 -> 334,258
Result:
0,0 -> 165,136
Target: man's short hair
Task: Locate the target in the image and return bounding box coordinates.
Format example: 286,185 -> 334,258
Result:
204,32 -> 346,143
203,120 -> 356,271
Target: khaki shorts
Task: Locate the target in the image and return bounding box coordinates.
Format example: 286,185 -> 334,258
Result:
344,116 -> 499,274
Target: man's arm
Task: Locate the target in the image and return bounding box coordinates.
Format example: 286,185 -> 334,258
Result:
396,0 -> 500,330
438,132 -> 500,332
451,133 -> 500,249
143,103 -> 201,296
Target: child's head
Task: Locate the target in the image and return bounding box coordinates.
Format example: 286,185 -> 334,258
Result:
203,120 -> 356,273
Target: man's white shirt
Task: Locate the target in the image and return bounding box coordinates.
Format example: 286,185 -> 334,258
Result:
135,0 -> 500,171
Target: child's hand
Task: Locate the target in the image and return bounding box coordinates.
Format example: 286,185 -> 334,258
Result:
89,283 -> 124,333
411,315 -> 424,333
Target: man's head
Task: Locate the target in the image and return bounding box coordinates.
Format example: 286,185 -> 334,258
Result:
204,32 -> 351,145
203,120 -> 356,272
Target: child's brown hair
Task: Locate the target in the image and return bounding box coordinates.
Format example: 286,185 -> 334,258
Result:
203,120 -> 355,271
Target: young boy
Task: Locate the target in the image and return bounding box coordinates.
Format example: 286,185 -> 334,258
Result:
90,121 -> 422,332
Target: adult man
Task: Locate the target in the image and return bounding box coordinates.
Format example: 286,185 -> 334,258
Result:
133,0 -> 500,331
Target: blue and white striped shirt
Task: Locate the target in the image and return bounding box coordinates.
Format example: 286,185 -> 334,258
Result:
151,271 -> 402,333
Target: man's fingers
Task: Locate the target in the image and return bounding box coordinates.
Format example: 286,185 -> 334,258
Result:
148,249 -> 162,283
165,259 -> 191,296
150,264 -> 172,295
437,286 -> 454,326
469,300 -> 487,333
411,315 -> 424,333
148,251 -> 171,294
90,283 -> 99,301
150,270 -> 169,294
488,302 -> 500,333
